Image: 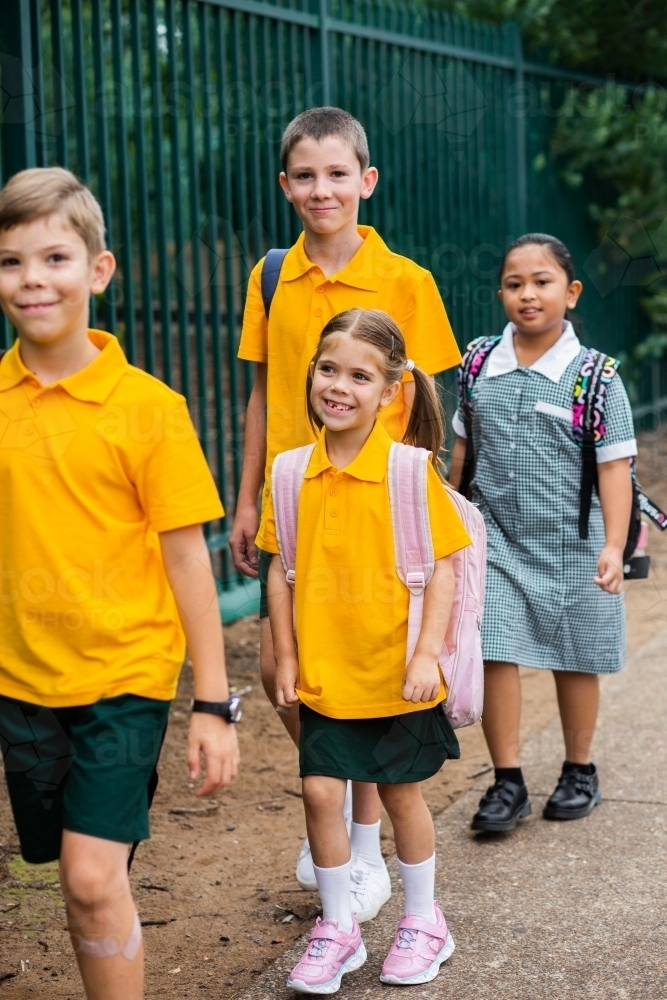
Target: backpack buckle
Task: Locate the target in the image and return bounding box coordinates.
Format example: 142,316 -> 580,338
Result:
286,569 -> 296,586
406,571 -> 426,595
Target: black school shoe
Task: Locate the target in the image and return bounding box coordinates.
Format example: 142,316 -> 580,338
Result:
543,764 -> 601,821
471,779 -> 532,833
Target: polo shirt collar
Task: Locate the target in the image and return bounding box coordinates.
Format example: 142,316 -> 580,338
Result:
280,226 -> 389,292
304,419 -> 391,483
486,320 -> 581,383
0,329 -> 128,402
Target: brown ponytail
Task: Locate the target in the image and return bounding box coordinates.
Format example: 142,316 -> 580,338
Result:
306,308 -> 446,474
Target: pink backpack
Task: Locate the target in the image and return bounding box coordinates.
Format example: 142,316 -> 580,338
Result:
271,441 -> 486,729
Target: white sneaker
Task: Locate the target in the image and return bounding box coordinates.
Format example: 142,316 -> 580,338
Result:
296,838 -> 317,891
350,858 -> 392,922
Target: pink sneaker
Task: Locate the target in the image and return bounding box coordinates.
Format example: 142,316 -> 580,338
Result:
380,903 -> 455,985
287,917 -> 367,994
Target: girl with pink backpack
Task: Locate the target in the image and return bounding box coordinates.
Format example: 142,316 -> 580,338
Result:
256,308 -> 479,992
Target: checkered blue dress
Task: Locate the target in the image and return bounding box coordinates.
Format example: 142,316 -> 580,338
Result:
454,347 -> 636,674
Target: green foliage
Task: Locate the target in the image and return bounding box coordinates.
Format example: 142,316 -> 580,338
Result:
553,85 -> 667,332
436,0 -> 667,80
435,0 -> 667,394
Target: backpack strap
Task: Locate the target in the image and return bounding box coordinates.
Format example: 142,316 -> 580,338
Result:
457,335 -> 501,497
271,444 -> 316,586
387,442 -> 434,664
572,349 -> 620,540
261,249 -> 289,318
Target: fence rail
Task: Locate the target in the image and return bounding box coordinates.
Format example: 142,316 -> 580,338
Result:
0,0 -> 646,619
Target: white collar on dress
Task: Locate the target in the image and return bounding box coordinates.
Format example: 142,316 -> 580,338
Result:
486,320 -> 581,383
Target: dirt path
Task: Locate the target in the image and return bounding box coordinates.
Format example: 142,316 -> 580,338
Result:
1,435 -> 666,998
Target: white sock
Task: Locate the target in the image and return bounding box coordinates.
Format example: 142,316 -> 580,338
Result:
350,820 -> 384,871
343,781 -> 353,827
397,855 -> 436,923
313,860 -> 354,933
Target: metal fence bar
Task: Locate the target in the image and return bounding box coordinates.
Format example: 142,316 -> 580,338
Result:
110,0 -> 137,362
50,0 -> 69,167
147,0 -> 173,386
91,0 -> 117,332
71,0 -> 90,180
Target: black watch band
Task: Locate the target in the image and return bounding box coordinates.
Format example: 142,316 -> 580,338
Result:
191,696 -> 242,723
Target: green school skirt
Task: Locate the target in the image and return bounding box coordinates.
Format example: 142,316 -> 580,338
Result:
299,703 -> 460,784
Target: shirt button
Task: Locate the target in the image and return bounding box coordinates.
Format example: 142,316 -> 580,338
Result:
315,308 -> 322,317
509,471 -> 515,479
330,489 -> 337,496
312,268 -> 321,276
511,414 -> 518,422
32,398 -> 42,408
510,442 -> 516,449
330,509 -> 338,517
515,388 -> 521,395
317,286 -> 324,293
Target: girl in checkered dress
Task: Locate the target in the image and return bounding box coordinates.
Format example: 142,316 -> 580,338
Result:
449,234 -> 637,831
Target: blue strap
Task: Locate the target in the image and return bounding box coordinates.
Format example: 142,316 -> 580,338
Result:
261,248 -> 289,318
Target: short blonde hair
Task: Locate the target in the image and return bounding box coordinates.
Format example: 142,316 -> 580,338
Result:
0,167 -> 106,256
280,107 -> 370,172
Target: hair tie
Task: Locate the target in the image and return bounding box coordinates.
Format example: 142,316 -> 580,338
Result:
405,359 -> 415,372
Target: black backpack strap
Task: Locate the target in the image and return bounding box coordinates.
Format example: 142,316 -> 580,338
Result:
456,335 -> 501,497
261,248 -> 289,318
572,349 -> 620,540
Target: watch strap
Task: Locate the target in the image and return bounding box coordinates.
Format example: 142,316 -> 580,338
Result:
191,698 -> 240,721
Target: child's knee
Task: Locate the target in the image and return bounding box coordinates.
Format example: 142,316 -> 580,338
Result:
377,782 -> 420,817
302,776 -> 345,816
61,845 -> 128,912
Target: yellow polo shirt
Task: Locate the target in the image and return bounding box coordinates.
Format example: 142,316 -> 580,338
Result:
0,330 -> 223,707
238,226 -> 461,508
257,422 -> 471,719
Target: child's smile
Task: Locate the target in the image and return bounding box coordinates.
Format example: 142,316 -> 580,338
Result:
279,136 -> 377,238
310,335 -> 398,437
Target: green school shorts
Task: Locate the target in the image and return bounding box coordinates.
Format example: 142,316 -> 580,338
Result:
299,703 -> 460,784
258,547 -> 272,619
0,693 -> 170,864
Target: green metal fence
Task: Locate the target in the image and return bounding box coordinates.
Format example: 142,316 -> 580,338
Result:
0,0 -> 647,616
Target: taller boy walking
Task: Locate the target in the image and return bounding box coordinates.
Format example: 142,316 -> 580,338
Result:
230,107 -> 461,917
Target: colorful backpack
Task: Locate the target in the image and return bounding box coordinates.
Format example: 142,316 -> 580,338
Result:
457,336 -> 667,580
271,441 -> 487,729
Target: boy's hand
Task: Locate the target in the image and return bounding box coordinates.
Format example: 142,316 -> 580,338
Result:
230,505 -> 260,577
187,712 -> 240,796
276,657 -> 300,708
403,652 -> 442,703
594,544 -> 624,594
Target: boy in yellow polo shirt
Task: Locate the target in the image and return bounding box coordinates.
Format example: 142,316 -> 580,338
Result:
0,167 -> 239,1000
229,106 -> 461,913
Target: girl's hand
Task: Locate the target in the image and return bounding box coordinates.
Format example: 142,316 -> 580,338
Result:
403,653 -> 442,703
276,657 -> 300,708
187,713 -> 240,797
594,544 -> 624,594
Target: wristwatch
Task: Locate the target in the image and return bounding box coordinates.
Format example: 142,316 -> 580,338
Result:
190,695 -> 242,723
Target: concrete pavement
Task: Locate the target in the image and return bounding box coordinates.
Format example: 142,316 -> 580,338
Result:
240,627 -> 667,1000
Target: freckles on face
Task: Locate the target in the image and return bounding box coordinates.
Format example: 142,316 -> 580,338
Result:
283,136 -> 366,228
311,335 -> 390,425
0,215 -> 93,331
